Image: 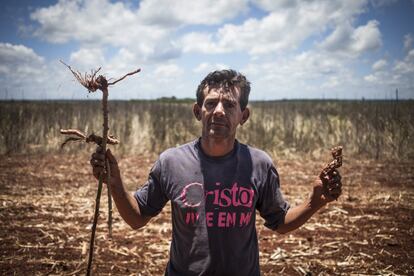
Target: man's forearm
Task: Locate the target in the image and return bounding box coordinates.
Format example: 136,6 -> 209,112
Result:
276,199 -> 324,234
109,177 -> 150,229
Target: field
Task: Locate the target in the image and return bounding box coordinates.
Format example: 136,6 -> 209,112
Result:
1,100 -> 413,275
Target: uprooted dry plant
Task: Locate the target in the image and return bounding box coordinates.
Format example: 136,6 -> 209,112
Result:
320,146 -> 343,200
60,60 -> 140,276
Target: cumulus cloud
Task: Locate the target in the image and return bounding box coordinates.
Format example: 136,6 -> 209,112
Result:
30,0 -> 139,44
193,62 -> 228,73
251,0 -> 299,11
69,48 -> 106,70
393,49 -> 414,75
241,49 -> 360,99
0,43 -> 44,67
181,0 -> 369,56
320,20 -> 382,57
404,33 -> 413,51
154,64 -> 184,80
27,0 -> 248,63
28,0 -> 178,62
181,32 -> 226,54
364,49 -> 414,96
372,59 -> 388,71
364,74 -> 377,82
0,43 -> 46,84
4,0 -> 411,100
370,0 -> 398,8
0,43 -> 73,99
138,0 -> 248,26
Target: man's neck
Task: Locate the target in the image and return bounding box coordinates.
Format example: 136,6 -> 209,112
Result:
200,136 -> 236,157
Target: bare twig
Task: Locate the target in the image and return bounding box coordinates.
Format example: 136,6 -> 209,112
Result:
60,60 -> 102,92
108,69 -> 141,86
60,130 -> 119,149
60,129 -> 87,139
61,137 -> 84,149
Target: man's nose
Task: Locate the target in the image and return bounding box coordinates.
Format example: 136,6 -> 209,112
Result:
213,102 -> 225,116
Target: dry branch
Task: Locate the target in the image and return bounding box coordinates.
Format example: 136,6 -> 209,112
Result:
60,129 -> 120,149
60,61 -> 140,276
108,69 -> 141,86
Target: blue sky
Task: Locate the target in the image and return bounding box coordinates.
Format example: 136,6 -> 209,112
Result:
0,0 -> 413,100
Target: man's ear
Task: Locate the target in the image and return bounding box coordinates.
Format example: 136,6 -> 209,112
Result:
193,103 -> 202,121
240,107 -> 250,125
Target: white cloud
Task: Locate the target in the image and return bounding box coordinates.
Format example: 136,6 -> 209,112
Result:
4,0 -> 412,100
0,43 -> 78,99
138,0 -> 248,26
351,20 -> 382,53
372,59 -> 388,71
370,0 -> 398,8
251,0 -> 299,11
28,0 -> 248,63
181,0 -> 369,56
118,63 -> 189,99
393,49 -> 414,75
364,49 -> 414,94
181,32 -> 227,54
253,0 -> 368,19
404,33 -> 413,51
241,49 -> 360,99
193,62 -> 228,73
0,43 -> 44,67
30,0 -> 139,44
364,74 -> 377,82
0,43 -> 46,84
28,0 -> 178,62
69,48 -> 106,70
154,64 -> 184,79
320,20 -> 382,57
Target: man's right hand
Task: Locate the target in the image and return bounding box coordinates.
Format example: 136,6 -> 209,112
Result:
90,146 -> 121,184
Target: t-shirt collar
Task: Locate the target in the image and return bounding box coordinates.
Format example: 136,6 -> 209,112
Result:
195,137 -> 239,162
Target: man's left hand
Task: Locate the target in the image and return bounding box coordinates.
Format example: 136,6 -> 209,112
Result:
310,170 -> 342,207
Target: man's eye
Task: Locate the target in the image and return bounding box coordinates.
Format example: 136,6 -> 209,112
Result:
205,101 -> 216,108
224,102 -> 235,108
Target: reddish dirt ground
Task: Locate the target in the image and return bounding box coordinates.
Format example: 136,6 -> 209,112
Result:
1,152 -> 413,275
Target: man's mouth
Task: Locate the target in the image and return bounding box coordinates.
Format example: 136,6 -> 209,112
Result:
210,121 -> 226,127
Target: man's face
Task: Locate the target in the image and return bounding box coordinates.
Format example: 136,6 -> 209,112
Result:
195,85 -> 249,140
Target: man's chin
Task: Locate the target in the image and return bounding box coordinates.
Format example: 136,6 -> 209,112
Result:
207,130 -> 229,139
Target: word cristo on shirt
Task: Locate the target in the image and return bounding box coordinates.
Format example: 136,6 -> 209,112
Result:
180,182 -> 255,228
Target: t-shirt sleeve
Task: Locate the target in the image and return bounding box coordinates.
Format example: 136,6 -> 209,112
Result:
134,159 -> 169,217
256,165 -> 290,231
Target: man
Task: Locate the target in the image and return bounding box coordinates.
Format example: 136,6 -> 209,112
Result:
90,70 -> 342,275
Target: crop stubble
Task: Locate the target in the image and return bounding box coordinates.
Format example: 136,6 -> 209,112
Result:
0,151 -> 413,275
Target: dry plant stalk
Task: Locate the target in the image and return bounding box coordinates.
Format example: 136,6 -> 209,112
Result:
60,129 -> 120,148
60,60 -> 140,276
320,146 -> 343,200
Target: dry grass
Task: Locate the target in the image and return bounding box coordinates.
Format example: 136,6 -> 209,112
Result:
1,151 -> 413,275
1,100 -> 413,159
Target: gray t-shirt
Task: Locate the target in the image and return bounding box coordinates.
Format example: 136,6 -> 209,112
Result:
134,138 -> 289,276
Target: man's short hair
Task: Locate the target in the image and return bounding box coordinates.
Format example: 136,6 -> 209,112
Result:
196,69 -> 250,110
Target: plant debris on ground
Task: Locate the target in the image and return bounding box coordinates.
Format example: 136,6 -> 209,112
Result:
0,152 -> 413,275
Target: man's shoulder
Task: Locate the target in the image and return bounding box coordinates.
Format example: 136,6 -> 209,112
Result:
159,139 -> 197,161
238,142 -> 274,166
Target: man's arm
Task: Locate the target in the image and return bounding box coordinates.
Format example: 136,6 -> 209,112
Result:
275,178 -> 340,234
109,175 -> 151,230
91,148 -> 151,230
